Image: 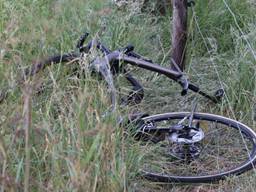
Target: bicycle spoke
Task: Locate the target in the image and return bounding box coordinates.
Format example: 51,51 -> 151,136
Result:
139,112 -> 256,182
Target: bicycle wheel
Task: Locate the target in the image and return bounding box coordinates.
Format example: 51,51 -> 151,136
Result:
23,52 -> 118,115
24,52 -> 79,77
138,112 -> 256,183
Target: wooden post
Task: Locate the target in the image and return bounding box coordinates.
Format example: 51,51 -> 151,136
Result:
171,0 -> 188,71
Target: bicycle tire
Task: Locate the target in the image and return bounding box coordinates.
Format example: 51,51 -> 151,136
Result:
0,53 -> 80,104
24,52 -> 79,78
23,52 -> 118,114
139,112 -> 256,183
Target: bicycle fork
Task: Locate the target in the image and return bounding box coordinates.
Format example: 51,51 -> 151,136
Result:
168,102 -> 205,161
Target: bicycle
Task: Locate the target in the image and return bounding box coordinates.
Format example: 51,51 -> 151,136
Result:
12,33 -> 256,183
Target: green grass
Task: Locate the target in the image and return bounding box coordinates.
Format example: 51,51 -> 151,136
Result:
1,0 -> 256,191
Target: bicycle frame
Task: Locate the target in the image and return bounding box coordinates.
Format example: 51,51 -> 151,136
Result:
21,37 -> 221,105
101,50 -> 220,103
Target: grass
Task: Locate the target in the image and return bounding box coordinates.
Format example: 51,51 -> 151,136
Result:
1,0 -> 256,191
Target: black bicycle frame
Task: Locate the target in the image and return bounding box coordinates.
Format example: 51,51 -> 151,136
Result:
103,51 -> 219,103
21,37 -> 220,104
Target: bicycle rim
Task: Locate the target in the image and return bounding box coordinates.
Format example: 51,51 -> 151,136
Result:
139,112 -> 256,183
24,52 -> 79,77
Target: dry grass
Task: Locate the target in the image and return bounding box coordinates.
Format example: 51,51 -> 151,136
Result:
1,0 -> 256,191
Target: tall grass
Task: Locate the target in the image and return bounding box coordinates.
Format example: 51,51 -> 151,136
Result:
1,0 -> 256,191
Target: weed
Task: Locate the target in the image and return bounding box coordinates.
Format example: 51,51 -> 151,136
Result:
1,0 -> 256,191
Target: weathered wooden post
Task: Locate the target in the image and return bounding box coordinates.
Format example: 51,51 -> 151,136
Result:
171,0 -> 188,71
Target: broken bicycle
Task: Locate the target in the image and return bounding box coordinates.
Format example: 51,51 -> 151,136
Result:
21,33 -> 256,183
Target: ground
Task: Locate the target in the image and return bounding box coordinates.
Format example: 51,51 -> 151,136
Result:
0,0 -> 256,191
